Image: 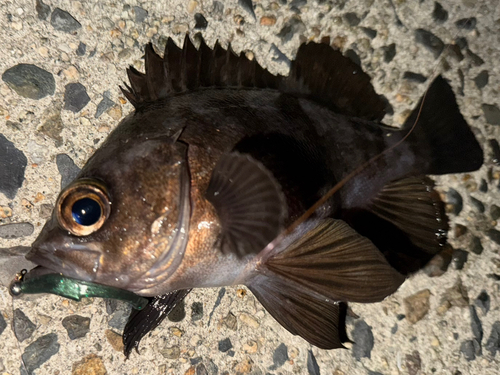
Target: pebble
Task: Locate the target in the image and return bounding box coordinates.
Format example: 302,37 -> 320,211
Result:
271,343 -> 288,368
447,188 -> 463,215
51,8 -> 82,33
277,16 -> 306,43
451,249 -> 468,270
64,83 -> 91,113
469,306 -> 483,346
105,329 -> 124,352
402,71 -> 427,83
470,236 -> 483,255
485,321 -> 500,356
207,287 -> 225,325
194,13 -> 208,29
469,196 -> 485,213
345,49 -> 361,67
167,299 -> 186,322
415,29 -> 445,59
21,333 -> 60,374
432,2 -> 448,23
0,223 -> 34,239
95,92 -> 116,118
0,312 -> 6,336
456,17 -> 477,30
13,309 -> 36,342
195,363 -> 208,375
2,63 -> 55,99
479,179 -> 488,193
405,351 -> 421,375
391,324 -> 398,334
160,345 -> 180,359
343,12 -> 361,27
62,315 -> 91,340
474,291 -> 490,315
490,204 -> 500,220
0,134 -> 27,199
238,0 -> 256,20
446,44 -> 464,62
361,27 -> 377,39
466,49 -> 485,66
191,301 -> 204,322
218,338 -> 232,353
38,107 -> 63,146
489,139 -> 500,165
438,279 -> 469,314
482,104 -> 500,125
242,340 -> 258,354
382,43 -> 396,63
169,327 -> 184,337
56,154 -> 81,189
474,70 -> 489,89
71,354 -> 107,375
76,42 -> 86,56
132,6 -> 148,23
260,16 -> 277,26
486,229 -> 500,245
270,44 -> 291,67
221,311 -> 237,330
187,0 -> 198,13
460,339 -> 479,361
306,350 -> 320,375
108,303 -> 132,330
212,1 -> 224,15
454,224 -> 468,237
239,312 -> 260,328
35,0 -> 51,20
351,320 -> 374,360
404,289 -> 431,324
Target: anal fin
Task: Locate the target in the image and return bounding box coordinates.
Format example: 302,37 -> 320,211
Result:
370,176 -> 448,254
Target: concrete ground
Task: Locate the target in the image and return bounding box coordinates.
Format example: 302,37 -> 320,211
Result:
0,0 -> 499,374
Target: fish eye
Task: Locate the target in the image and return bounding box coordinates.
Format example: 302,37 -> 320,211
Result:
57,179 -> 111,236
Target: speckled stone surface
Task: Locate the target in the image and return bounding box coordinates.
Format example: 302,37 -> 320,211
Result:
0,1 -> 499,374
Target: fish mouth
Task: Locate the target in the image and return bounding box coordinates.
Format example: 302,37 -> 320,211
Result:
26,242 -> 102,283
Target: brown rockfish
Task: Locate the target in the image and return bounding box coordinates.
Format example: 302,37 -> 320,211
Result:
22,35 -> 483,354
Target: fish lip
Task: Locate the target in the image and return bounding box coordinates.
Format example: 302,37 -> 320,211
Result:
26,243 -> 102,283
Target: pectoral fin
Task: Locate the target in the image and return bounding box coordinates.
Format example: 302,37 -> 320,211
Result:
206,152 -> 287,257
246,219 -> 404,349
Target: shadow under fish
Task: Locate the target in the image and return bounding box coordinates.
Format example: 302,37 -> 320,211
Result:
12,34 -> 483,356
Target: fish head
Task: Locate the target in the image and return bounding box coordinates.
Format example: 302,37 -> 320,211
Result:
26,126 -> 191,295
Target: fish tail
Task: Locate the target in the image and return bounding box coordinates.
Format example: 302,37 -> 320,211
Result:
404,75 -> 483,175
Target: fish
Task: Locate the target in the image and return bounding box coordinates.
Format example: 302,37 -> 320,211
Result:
18,34 -> 483,356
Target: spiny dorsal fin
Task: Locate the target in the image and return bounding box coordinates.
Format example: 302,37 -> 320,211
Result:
121,35 -> 385,121
121,35 -> 281,109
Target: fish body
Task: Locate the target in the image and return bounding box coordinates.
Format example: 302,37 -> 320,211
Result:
24,36 -> 483,351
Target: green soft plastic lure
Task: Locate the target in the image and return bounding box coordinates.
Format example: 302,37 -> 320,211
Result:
10,269 -> 148,310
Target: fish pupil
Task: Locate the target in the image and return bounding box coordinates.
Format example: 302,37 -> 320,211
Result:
72,197 -> 101,226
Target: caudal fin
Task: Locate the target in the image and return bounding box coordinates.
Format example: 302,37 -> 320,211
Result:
405,76 -> 483,175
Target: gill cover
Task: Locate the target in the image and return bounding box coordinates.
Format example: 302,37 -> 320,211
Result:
26,132 -> 191,295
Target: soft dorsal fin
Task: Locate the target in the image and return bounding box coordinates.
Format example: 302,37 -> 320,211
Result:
282,41 -> 386,121
121,35 -> 386,121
